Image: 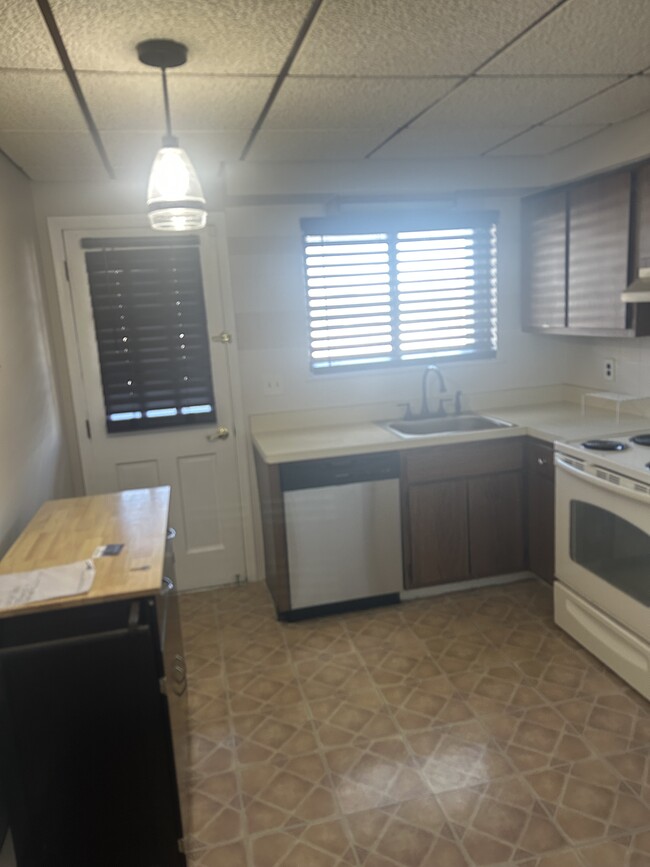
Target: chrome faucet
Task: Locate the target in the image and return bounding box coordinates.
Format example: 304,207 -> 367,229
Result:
419,364 -> 447,417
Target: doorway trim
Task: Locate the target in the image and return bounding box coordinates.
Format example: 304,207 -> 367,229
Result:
47,213 -> 258,583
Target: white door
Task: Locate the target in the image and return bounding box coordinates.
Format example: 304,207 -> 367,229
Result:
61,226 -> 246,591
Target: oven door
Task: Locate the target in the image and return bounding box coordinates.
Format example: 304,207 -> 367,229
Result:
555,454 -> 649,640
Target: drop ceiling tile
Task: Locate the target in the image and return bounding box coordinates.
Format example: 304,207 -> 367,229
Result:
373,126 -> 528,159
293,0 -> 557,76
78,72 -> 274,131
0,0 -> 61,69
552,76 -> 650,125
265,77 -> 460,130
103,130 -> 246,180
489,124 -> 605,156
483,0 -> 650,75
412,76 -> 622,129
245,129 -> 394,161
0,70 -> 86,130
0,130 -> 108,180
49,0 -> 311,74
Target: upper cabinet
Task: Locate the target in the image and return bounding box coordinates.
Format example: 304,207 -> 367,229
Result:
522,164 -> 650,337
522,189 -> 567,331
567,172 -> 630,331
635,163 -> 650,271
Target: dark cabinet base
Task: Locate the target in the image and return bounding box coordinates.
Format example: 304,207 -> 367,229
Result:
0,600 -> 186,867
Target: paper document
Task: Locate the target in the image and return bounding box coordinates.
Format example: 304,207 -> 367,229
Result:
0,560 -> 95,610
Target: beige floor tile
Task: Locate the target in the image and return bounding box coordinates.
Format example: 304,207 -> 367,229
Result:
179,579 -> 650,867
250,818 -> 358,866
240,754 -> 339,834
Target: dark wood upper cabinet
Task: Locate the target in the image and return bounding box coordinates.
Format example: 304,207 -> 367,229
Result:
522,162 -> 650,337
567,171 -> 631,331
634,163 -> 650,269
522,189 -> 567,331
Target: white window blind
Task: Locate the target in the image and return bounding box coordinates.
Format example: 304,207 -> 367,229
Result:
301,213 -> 497,372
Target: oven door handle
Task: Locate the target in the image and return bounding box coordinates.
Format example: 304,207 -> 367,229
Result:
555,455 -> 650,504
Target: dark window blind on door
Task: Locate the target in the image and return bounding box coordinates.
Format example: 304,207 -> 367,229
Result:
301,213 -> 498,373
82,236 -> 217,433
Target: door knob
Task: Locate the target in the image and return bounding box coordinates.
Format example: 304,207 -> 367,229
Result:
206,426 -> 229,441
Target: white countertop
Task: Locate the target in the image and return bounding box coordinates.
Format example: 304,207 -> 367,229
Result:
252,402 -> 649,464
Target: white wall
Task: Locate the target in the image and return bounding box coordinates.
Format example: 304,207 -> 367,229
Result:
0,155 -> 71,557
563,336 -> 650,398
30,141 -> 650,493
226,192 -> 570,420
30,160 -> 564,484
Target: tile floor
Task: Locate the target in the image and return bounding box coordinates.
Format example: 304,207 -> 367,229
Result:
178,579 -> 650,867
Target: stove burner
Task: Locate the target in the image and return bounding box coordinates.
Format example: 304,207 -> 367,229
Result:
630,434 -> 650,446
582,439 -> 628,451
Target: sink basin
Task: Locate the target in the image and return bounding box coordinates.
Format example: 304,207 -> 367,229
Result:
381,414 -> 515,438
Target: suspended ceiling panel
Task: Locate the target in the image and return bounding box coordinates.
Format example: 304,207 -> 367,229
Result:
412,76 -> 623,130
265,77 -> 460,129
49,0 -> 312,74
375,127 -> 528,159
490,124 -> 606,156
103,130 -> 246,181
78,73 -> 275,131
0,130 -> 107,181
246,129 -> 396,161
483,0 -> 650,75
552,76 -> 650,126
0,70 -> 86,130
0,0 -> 61,69
293,0 -> 557,76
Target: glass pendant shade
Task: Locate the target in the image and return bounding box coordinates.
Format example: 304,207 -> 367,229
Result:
146,146 -> 207,231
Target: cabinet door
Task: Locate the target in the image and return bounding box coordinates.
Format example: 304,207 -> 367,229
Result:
526,440 -> 555,584
160,584 -> 189,838
568,171 -> 631,330
0,627 -> 185,867
635,163 -> 650,269
468,472 -> 525,579
406,480 -> 470,588
522,189 -> 567,330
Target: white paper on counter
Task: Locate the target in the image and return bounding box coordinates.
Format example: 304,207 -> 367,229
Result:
0,560 -> 95,610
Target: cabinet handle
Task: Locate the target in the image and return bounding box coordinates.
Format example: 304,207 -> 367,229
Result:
537,457 -> 548,466
161,576 -> 175,594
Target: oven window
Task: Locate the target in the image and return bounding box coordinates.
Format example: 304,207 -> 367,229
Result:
570,501 -> 649,606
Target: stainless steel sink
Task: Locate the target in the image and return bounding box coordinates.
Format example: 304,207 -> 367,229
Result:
381,414 -> 515,438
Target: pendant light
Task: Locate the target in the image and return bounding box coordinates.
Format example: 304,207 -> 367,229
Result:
137,39 -> 207,231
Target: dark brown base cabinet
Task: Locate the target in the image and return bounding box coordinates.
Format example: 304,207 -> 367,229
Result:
0,590 -> 188,867
401,439 -> 526,589
526,438 -> 556,584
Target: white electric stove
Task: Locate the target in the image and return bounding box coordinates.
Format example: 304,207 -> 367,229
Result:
554,431 -> 650,699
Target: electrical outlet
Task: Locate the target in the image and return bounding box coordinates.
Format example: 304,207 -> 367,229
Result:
263,376 -> 284,396
603,358 -> 615,381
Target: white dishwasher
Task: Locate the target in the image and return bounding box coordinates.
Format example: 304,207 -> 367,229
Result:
281,452 -> 403,614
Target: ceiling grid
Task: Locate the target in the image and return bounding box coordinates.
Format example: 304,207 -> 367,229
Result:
0,0 -> 648,180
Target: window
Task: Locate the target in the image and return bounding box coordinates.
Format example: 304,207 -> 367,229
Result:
82,235 -> 217,432
300,212 -> 497,373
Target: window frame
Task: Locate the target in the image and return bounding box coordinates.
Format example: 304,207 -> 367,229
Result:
301,211 -> 498,375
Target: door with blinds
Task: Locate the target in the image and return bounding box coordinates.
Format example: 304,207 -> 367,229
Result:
62,228 -> 246,591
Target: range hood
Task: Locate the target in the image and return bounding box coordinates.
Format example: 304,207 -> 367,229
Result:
621,265 -> 650,303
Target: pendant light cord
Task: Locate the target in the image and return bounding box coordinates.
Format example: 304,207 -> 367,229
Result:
161,68 -> 177,146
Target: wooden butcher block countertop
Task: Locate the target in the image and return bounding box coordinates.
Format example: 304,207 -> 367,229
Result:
0,486 -> 171,618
